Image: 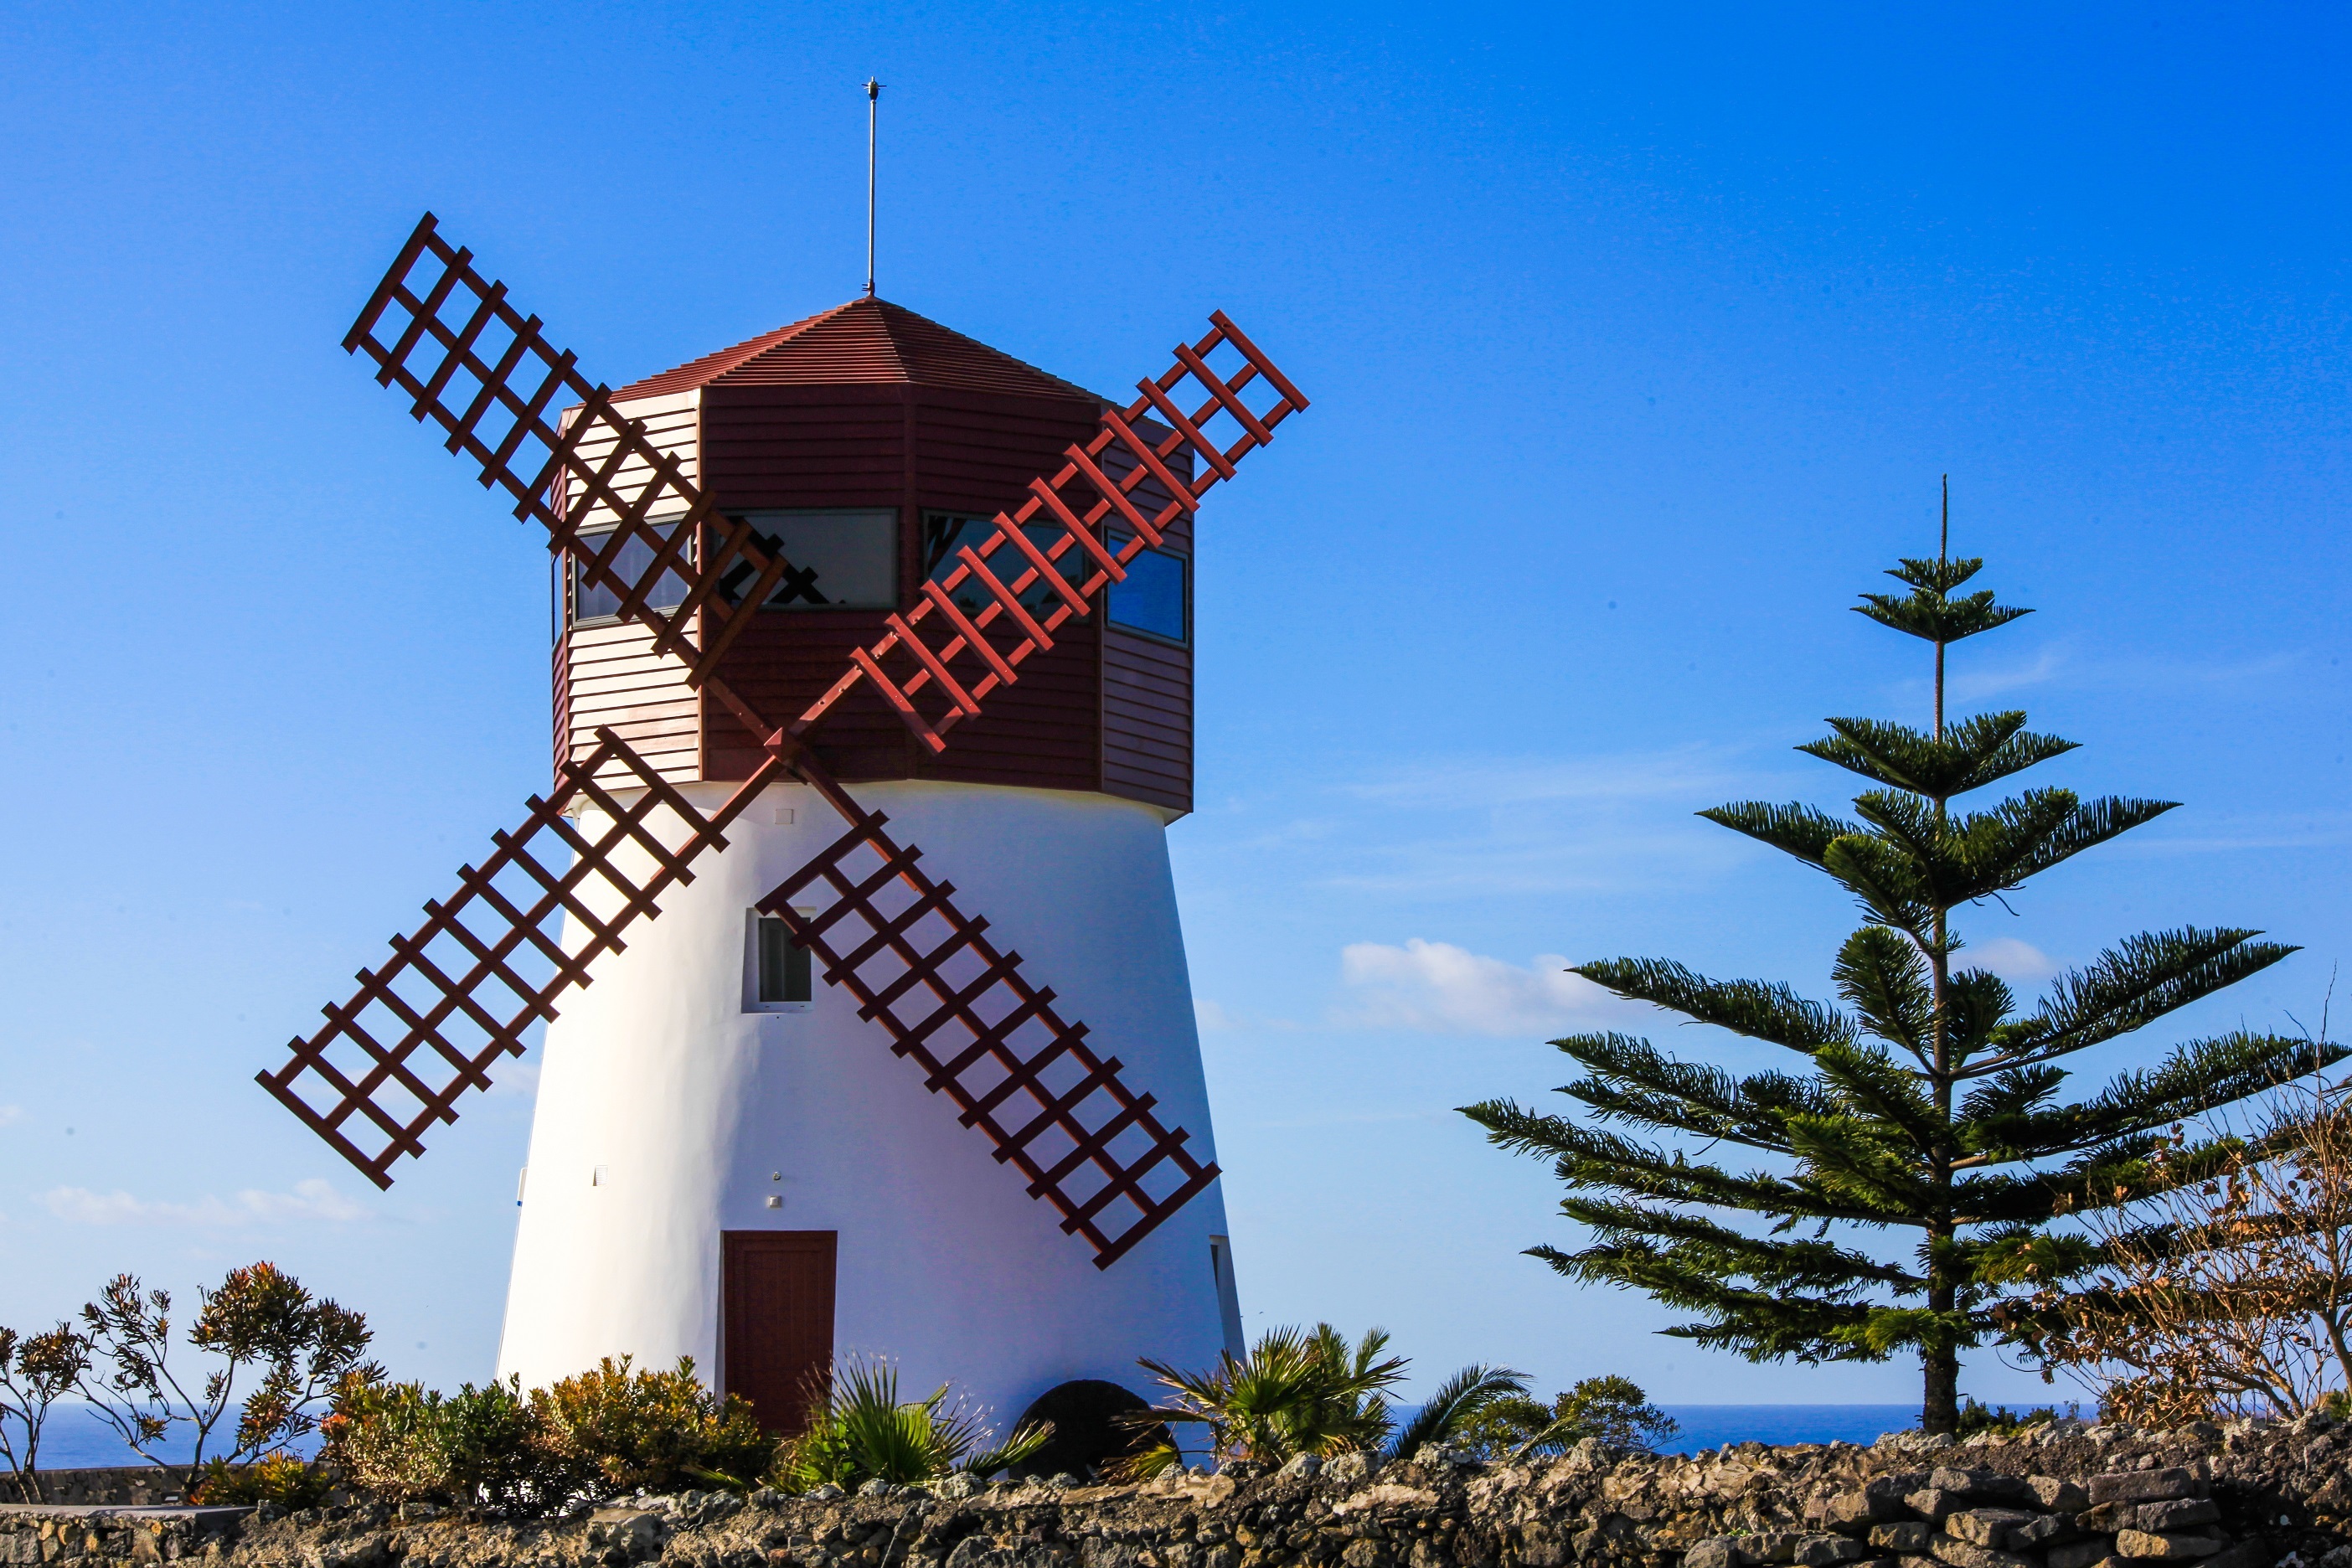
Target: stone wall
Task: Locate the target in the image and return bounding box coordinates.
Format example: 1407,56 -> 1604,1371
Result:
5,1470 -> 190,1508
10,1413 -> 2352,1568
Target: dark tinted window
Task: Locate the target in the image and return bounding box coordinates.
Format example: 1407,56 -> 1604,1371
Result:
722,509 -> 898,610
756,916 -> 812,1004
922,513 -> 1085,618
571,524 -> 690,623
1108,544 -> 1187,643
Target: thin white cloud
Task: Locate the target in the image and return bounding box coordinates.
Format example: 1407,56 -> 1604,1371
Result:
1301,746 -> 1782,899
1945,646 -> 2066,703
1965,936 -> 2059,985
0,1106 -> 23,1129
1194,998 -> 1241,1032
1333,939 -> 1651,1038
486,1058 -> 541,1098
43,1179 -> 369,1229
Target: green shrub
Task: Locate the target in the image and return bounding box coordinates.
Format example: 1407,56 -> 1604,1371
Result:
188,1452 -> 333,1508
328,1376 -> 593,1514
771,1357 -> 1050,1491
1954,1397 -> 2061,1437
534,1356 -> 776,1494
1454,1375 -> 1679,1457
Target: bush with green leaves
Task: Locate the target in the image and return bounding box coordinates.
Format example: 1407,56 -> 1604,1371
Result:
326,1375 -> 594,1514
189,1452 -> 336,1509
771,1357 -> 1050,1491
0,1322 -> 90,1504
535,1355 -> 776,1495
1453,1375 -> 1679,1458
77,1262 -> 379,1493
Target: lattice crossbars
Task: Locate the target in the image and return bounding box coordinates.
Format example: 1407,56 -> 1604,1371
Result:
795,311 -> 1310,751
760,801 -> 1220,1269
257,729 -> 785,1188
343,213 -> 802,685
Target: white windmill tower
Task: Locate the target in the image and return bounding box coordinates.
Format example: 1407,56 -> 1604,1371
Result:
254,214 -> 1309,1449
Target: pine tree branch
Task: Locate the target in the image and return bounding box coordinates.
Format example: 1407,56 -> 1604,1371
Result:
1968,1033 -> 2348,1159
1832,926 -> 1937,1063
1533,1243 -> 1893,1363
1572,962 -> 1854,1055
1555,1196 -> 1922,1291
1554,1033 -> 1816,1152
1699,801 -> 1863,871
1799,712 -> 2077,800
1961,927 -> 2302,1075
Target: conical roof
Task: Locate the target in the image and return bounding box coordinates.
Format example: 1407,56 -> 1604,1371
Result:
611,297 -> 1110,405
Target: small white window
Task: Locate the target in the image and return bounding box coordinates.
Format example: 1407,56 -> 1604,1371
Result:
745,910 -> 814,1013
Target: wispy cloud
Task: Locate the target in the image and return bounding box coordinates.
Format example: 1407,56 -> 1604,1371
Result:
43,1179 -> 370,1228
486,1059 -> 541,1098
0,1106 -> 22,1129
1921,640 -> 2303,708
1333,939 -> 1653,1038
1293,746 -> 1782,899
1966,936 -> 2059,985
1194,999 -> 1241,1032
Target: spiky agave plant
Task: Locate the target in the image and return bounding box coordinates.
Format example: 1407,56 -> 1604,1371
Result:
771,1356 -> 1050,1491
1464,499 -> 2332,1433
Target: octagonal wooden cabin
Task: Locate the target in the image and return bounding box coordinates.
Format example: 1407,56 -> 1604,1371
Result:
551,297 -> 1196,816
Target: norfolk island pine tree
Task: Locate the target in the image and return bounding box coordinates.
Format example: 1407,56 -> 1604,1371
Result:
1462,487 -> 2338,1435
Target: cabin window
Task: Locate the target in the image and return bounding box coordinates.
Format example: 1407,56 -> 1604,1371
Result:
921,513 -> 1086,619
745,911 -> 813,1012
570,523 -> 693,625
1107,541 -> 1188,644
722,508 -> 898,610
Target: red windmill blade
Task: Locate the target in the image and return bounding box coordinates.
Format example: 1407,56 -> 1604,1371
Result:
256,214 -> 1308,1267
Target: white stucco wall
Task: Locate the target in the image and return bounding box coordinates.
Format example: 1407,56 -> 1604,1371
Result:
496,778 -> 1234,1441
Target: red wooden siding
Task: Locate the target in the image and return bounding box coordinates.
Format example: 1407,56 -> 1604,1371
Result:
557,304 -> 1201,814
721,1230 -> 837,1435
1102,629 -> 1193,813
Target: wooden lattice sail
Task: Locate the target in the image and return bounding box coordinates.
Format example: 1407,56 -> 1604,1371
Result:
257,213 -> 1308,1267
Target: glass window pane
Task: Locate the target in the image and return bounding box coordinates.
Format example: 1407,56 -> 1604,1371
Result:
922,513 -> 1086,618
572,524 -> 690,623
724,509 -> 898,610
756,916 -> 812,1004
1108,545 -> 1187,642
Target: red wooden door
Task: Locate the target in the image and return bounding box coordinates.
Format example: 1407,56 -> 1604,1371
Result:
722,1230 -> 838,1434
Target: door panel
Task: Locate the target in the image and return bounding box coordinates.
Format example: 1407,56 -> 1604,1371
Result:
722,1230 -> 838,1434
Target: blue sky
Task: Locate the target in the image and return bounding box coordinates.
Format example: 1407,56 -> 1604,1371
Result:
3,1 -> 2349,1416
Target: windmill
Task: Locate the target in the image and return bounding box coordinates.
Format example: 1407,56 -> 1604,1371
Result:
254,214 -> 1308,1432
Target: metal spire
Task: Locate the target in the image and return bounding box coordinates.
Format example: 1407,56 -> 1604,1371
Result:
864,78 -> 882,297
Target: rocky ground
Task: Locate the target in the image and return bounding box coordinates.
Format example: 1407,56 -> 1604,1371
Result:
13,1413 -> 2352,1568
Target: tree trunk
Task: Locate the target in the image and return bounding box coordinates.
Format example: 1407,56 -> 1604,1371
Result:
1922,1345 -> 1960,1435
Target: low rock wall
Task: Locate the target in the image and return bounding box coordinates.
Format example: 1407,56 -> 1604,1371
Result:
10,1414 -> 2352,1568
5,1473 -> 189,1509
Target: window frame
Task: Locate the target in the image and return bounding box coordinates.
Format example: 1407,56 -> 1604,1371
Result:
1104,534 -> 1192,648
743,909 -> 816,1014
727,507 -> 902,613
565,518 -> 695,630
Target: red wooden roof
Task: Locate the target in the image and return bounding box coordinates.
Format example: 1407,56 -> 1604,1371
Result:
611,297 -> 1110,405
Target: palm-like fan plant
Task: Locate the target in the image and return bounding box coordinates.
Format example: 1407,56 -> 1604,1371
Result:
771,1357 -> 1051,1490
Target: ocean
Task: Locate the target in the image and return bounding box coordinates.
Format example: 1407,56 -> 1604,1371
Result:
24,1402 -> 1919,1471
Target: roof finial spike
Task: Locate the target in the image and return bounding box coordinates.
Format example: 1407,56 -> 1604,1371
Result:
864,78 -> 883,299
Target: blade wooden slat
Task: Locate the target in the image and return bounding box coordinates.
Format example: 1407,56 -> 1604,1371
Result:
758,794 -> 1219,1269
792,312 -> 1309,749
255,730 -> 785,1189
341,213 -> 800,686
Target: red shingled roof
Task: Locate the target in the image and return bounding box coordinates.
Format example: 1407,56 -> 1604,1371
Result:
611,297 -> 1110,404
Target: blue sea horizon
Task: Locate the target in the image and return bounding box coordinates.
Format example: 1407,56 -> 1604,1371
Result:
28,1401 -> 1921,1472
